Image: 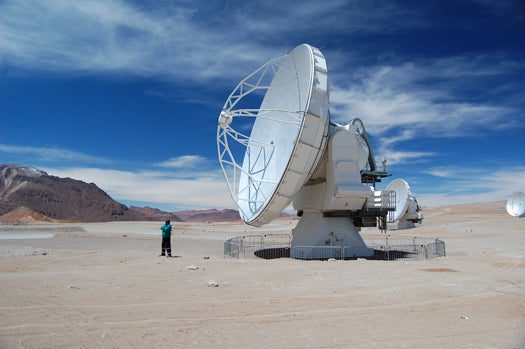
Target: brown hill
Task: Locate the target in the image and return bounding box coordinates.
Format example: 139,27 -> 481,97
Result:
423,201 -> 508,219
173,209 -> 293,223
0,206 -> 60,223
129,206 -> 184,222
0,164 -> 146,222
174,209 -> 241,222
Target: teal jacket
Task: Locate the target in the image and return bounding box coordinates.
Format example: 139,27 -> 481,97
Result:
161,224 -> 172,238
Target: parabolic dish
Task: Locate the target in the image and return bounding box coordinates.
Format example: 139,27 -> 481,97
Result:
217,44 -> 329,226
386,178 -> 411,222
506,191 -> 525,218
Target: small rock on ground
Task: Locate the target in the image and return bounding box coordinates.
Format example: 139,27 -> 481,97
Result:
207,280 -> 219,287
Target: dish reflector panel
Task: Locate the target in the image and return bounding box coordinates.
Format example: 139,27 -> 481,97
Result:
506,191 -> 525,218
386,179 -> 411,222
217,44 -> 329,226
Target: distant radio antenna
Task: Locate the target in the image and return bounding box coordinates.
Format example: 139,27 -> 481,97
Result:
506,191 -> 525,218
386,179 -> 423,229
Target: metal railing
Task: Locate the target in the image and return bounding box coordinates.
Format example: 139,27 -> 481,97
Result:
292,246 -> 342,260
224,234 -> 445,260
224,234 -> 291,259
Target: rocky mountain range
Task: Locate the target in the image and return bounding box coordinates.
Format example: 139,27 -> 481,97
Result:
128,206 -> 184,222
170,208 -> 241,222
0,164 -> 142,222
129,206 -> 241,223
0,206 -> 61,223
0,164 -> 250,223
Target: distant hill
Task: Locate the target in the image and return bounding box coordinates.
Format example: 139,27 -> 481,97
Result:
128,207 -> 241,223
0,164 -> 146,222
130,207 -> 292,223
0,206 -> 60,223
173,209 -> 292,222
129,206 -> 184,222
423,201 -> 508,219
174,209 -> 241,222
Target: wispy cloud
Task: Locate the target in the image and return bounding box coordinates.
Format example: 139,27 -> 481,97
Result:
156,155 -> 208,168
377,149 -> 435,166
232,1 -> 421,36
372,129 -> 435,165
0,0 -> 423,82
0,144 -> 109,164
331,59 -> 516,136
0,0 -> 279,81
423,166 -> 484,178
418,166 -> 525,206
43,166 -> 232,210
330,56 -> 522,165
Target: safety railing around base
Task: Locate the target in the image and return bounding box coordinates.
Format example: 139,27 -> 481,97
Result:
224,234 -> 292,259
224,234 -> 445,260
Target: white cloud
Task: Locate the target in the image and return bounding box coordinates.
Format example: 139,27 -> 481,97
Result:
329,57 -> 520,165
331,61 -> 514,136
234,0 -> 421,36
423,169 -> 454,178
0,144 -> 109,163
377,149 -> 434,166
372,129 -> 435,165
156,155 -> 208,168
418,166 -> 525,207
423,166 -> 484,178
43,166 -> 233,210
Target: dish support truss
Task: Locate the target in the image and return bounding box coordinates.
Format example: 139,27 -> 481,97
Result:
217,55 -> 306,220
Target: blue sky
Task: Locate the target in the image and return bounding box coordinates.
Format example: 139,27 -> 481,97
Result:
1,0 -> 524,210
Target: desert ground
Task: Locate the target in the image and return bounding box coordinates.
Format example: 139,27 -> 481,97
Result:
0,202 -> 524,348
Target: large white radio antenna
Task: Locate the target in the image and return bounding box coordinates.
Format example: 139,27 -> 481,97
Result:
218,44 -> 329,226
218,44 -> 395,258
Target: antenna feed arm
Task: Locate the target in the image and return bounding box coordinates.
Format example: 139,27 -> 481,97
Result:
350,118 -> 377,173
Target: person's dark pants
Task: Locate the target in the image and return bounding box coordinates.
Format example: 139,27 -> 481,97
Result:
161,237 -> 171,256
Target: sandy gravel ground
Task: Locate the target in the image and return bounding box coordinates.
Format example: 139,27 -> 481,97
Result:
0,204 -> 524,348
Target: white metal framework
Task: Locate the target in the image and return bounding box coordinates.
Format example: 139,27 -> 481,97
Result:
218,55 -> 299,221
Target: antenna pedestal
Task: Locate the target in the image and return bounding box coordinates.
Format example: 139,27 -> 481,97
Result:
388,219 -> 416,230
291,211 -> 373,259
290,125 -> 384,259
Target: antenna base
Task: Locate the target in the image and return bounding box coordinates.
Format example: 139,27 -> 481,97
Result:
291,211 -> 374,259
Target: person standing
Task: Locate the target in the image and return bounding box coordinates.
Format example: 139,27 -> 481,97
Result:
160,220 -> 172,257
